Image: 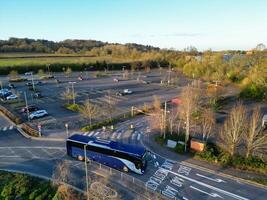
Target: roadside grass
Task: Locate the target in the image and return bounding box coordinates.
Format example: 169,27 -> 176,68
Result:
65,103 -> 80,112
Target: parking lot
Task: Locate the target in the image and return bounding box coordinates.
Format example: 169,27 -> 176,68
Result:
0,69 -> 188,137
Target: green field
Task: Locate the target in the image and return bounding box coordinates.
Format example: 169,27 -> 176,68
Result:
0,53 -> 138,68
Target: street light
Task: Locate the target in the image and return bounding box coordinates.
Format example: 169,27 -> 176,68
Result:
24,92 -> 30,121
68,81 -> 76,104
84,144 -> 89,200
31,72 -> 35,91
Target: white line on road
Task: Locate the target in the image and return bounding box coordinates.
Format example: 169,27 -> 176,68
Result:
88,131 -> 95,136
9,126 -> 13,130
137,133 -> 141,141
116,132 -> 122,139
94,132 -> 100,136
159,168 -> 250,200
3,127 -> 7,131
196,173 -> 226,183
111,132 -> 117,139
83,132 -> 89,136
190,186 -> 224,199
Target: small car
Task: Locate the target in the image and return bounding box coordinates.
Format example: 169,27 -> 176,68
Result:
33,92 -> 43,98
6,94 -> 17,100
21,105 -> 38,113
26,82 -> 33,86
123,89 -> 133,94
8,83 -> 15,89
29,110 -> 48,120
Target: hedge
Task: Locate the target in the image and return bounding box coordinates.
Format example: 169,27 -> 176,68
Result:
0,105 -> 22,124
21,123 -> 39,137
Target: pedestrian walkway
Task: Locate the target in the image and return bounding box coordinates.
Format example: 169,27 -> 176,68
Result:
0,125 -> 14,132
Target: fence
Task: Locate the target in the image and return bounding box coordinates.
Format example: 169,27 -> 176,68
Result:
83,159 -> 179,200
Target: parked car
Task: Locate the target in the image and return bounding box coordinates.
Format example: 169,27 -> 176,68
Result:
78,76 -> 83,80
8,83 -> 15,89
35,81 -> 43,85
24,72 -> 32,76
113,78 -> 119,82
21,105 -> 38,113
33,92 -> 43,98
141,80 -> 151,84
123,89 -> 133,94
116,92 -> 124,96
6,94 -> 17,100
29,110 -> 48,120
0,91 -> 12,100
26,82 -> 33,86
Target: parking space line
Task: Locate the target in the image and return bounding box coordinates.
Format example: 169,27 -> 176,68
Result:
3,127 -> 7,131
9,125 -> 13,130
94,132 -> 100,136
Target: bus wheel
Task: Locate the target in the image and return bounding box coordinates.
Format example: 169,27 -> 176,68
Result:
123,166 -> 129,173
77,155 -> 84,161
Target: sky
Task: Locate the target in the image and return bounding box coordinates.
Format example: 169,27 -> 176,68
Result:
0,0 -> 267,51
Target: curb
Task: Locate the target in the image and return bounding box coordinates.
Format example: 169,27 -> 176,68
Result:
141,137 -> 267,190
0,112 -> 65,142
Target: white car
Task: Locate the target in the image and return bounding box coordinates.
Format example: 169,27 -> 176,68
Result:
29,110 -> 48,120
123,89 -> 133,94
6,94 -> 18,100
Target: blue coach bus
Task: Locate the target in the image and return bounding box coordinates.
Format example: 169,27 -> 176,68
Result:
66,134 -> 148,174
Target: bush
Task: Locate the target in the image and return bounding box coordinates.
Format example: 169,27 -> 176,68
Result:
82,113 -> 132,131
154,135 -> 165,146
21,123 -> 39,137
66,103 -> 80,112
0,105 -> 22,124
0,171 -> 57,200
240,83 -> 267,101
173,143 -> 185,153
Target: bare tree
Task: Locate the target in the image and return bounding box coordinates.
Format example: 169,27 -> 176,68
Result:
65,67 -> 72,78
147,96 -> 163,133
38,69 -> 45,78
219,102 -> 247,156
200,108 -> 215,142
244,106 -> 267,158
179,80 -> 202,151
8,70 -> 19,80
79,99 -> 100,126
61,87 -> 74,104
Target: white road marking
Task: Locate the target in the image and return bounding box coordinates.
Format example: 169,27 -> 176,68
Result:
3,127 -> 7,131
9,126 -> 13,130
42,148 -> 53,156
88,131 -> 95,136
83,131 -> 89,136
111,132 -> 117,139
94,132 -> 99,136
190,186 -> 224,199
196,173 -> 226,183
137,133 -> 141,141
160,168 -> 250,200
178,165 -> 191,176
0,155 -> 20,158
116,132 -> 122,139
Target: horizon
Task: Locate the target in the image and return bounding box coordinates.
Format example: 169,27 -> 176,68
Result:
1,0 -> 267,51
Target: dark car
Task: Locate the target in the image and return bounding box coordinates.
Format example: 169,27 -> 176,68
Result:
21,105 -> 38,113
35,81 -> 43,85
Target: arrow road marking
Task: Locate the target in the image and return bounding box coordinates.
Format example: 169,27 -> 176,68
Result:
190,186 -> 224,199
159,168 -> 250,200
196,173 -> 226,183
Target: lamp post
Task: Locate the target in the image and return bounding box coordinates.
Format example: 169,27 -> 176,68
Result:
84,144 -> 89,200
69,81 -> 76,104
24,92 -> 30,121
31,72 -> 35,91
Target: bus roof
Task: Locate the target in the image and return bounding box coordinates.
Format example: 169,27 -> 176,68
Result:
67,134 -> 146,157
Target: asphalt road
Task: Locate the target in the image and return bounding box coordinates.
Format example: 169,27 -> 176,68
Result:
0,116 -> 267,200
